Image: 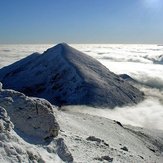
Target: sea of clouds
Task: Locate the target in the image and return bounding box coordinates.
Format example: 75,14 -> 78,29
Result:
0,44 -> 163,130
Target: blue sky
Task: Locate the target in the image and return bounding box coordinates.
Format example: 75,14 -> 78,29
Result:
0,0 -> 163,44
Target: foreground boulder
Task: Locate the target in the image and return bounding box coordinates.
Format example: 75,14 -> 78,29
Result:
0,107 -> 44,162
0,105 -> 72,163
0,43 -> 144,107
0,84 -> 59,140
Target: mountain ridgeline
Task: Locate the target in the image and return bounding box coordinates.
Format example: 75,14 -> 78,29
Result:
0,43 -> 144,108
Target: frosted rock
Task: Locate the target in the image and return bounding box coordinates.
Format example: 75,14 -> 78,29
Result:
0,104 -> 71,163
0,89 -> 59,139
0,109 -> 46,163
0,106 -> 13,132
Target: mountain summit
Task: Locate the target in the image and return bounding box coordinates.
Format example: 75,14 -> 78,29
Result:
0,43 -> 143,107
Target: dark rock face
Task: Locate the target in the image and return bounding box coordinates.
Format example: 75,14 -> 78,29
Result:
86,136 -> 102,143
0,43 -> 144,108
94,155 -> 113,162
121,146 -> 129,152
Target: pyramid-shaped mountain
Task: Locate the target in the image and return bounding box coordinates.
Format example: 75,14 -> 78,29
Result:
0,43 -> 144,108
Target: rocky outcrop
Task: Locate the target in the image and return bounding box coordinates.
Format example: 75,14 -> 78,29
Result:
0,107 -> 45,163
0,84 -> 74,163
0,106 -> 72,163
0,43 -> 144,108
56,138 -> 74,162
119,74 -> 136,82
0,85 -> 59,140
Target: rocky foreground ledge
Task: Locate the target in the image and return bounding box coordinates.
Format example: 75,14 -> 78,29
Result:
0,83 -> 73,163
0,84 -> 59,140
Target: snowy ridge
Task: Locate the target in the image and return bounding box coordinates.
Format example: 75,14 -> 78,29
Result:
0,43 -> 144,108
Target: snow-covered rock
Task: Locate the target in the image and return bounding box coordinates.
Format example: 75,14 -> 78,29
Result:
0,87 -> 59,140
0,107 -> 44,163
0,43 -> 144,108
0,86 -> 72,163
0,106 -> 72,163
0,106 -> 13,132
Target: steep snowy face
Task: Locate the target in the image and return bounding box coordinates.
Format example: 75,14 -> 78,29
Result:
0,43 -> 144,108
0,87 -> 59,140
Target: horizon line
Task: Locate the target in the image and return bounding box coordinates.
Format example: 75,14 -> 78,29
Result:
0,42 -> 162,45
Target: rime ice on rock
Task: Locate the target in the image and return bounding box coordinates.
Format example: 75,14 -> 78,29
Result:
0,89 -> 59,139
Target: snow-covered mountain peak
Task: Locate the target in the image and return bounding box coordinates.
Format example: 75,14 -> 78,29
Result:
0,43 -> 144,107
44,42 -> 69,54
